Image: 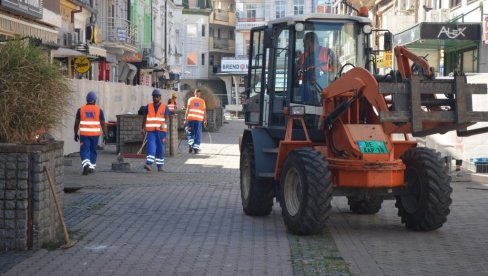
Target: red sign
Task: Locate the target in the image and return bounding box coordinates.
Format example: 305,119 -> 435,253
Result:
485,15 -> 488,44
120,52 -> 142,62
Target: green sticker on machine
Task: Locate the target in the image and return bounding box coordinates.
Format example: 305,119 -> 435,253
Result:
357,140 -> 388,154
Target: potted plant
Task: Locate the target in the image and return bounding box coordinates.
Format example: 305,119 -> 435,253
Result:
0,39 -> 72,250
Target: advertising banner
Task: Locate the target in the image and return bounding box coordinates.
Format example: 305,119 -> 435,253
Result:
221,59 -> 248,72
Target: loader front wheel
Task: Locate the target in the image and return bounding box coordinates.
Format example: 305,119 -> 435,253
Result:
240,144 -> 274,216
347,194 -> 383,214
280,148 -> 332,235
396,148 -> 452,231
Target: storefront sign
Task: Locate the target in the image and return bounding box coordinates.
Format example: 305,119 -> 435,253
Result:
221,59 -> 248,72
117,28 -> 126,42
0,0 -> 43,19
422,23 -> 481,40
119,52 -> 142,62
395,22 -> 482,45
74,56 -> 91,74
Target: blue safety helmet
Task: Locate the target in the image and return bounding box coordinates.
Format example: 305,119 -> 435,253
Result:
152,89 -> 161,96
86,91 -> 97,102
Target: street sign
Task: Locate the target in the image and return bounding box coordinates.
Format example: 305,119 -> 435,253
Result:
74,56 -> 91,74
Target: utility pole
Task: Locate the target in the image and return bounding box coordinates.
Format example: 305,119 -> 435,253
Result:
164,0 -> 167,67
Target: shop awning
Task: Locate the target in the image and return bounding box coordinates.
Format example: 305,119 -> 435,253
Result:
394,22 -> 482,51
51,48 -> 85,57
88,45 -> 107,58
0,13 -> 57,43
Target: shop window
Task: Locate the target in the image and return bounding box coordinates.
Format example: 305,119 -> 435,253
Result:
462,49 -> 476,73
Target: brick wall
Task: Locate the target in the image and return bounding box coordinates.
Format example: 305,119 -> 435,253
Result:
117,114 -> 178,156
177,108 -> 223,132
206,108 -> 224,132
0,141 -> 64,250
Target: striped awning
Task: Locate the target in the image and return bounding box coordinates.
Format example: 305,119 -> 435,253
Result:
52,48 -> 85,57
0,12 -> 58,43
88,44 -> 107,57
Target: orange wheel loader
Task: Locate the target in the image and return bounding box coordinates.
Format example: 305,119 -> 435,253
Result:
239,11 -> 488,235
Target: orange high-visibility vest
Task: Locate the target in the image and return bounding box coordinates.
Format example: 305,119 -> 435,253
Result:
145,103 -> 167,132
168,99 -> 177,112
79,105 -> 101,136
299,47 -> 333,77
186,97 -> 205,122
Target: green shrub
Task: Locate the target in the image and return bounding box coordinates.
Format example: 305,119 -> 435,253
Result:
0,39 -> 72,143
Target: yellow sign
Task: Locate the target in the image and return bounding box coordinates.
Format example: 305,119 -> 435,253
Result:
74,56 -> 91,74
376,55 -> 383,68
384,51 -> 392,67
376,51 -> 393,68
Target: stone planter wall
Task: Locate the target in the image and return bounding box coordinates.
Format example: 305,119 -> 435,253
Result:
206,108 -> 224,132
0,141 -> 64,251
117,114 -> 178,156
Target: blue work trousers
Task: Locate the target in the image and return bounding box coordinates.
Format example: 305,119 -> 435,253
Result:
146,131 -> 166,168
80,135 -> 99,169
187,120 -> 202,150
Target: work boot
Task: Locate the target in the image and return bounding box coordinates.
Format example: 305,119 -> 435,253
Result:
82,164 -> 90,175
88,168 -> 95,174
193,149 -> 199,154
144,164 -> 152,172
188,145 -> 193,153
158,167 -> 167,173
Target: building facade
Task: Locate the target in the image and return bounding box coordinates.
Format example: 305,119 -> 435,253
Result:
368,0 -> 487,75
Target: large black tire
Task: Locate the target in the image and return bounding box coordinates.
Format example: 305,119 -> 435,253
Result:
279,148 -> 332,235
347,194 -> 383,214
396,147 -> 452,231
240,144 -> 274,216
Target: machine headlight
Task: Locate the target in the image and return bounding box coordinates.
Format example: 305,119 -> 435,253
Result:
289,106 -> 305,116
295,23 -> 305,32
362,25 -> 372,35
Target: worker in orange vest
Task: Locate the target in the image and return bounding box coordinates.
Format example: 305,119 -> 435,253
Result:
142,89 -> 170,172
167,92 -> 177,113
74,91 -> 108,175
184,88 -> 207,154
298,31 -> 336,105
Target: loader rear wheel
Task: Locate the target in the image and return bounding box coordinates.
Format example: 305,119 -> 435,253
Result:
240,144 -> 274,216
396,148 -> 452,231
347,194 -> 383,214
280,148 -> 332,235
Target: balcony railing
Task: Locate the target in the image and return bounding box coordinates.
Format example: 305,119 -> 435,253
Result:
98,17 -> 137,48
237,17 -> 265,22
236,21 -> 266,31
214,9 -> 229,21
209,37 -> 235,52
210,10 -> 237,25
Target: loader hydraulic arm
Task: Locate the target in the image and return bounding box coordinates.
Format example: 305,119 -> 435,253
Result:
394,46 -> 433,80
323,67 -> 388,112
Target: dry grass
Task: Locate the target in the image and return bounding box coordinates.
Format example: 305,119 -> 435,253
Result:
0,40 -> 72,143
183,86 -> 221,110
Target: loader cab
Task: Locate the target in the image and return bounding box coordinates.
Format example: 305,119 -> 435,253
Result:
244,14 -> 372,139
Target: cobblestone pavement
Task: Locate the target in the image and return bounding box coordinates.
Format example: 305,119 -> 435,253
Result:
2,119 -> 488,276
329,177 -> 488,276
1,121 -> 294,276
